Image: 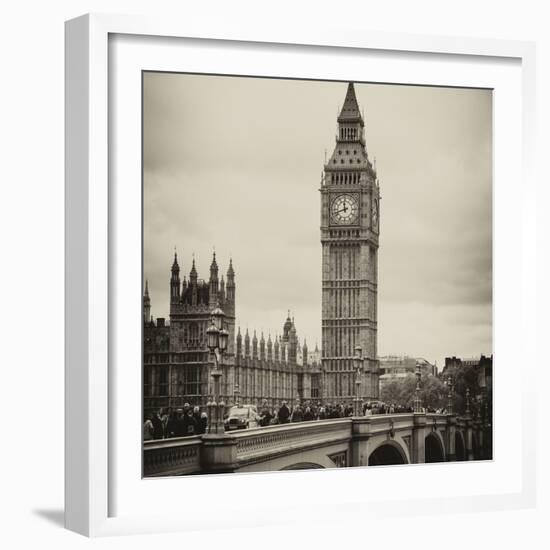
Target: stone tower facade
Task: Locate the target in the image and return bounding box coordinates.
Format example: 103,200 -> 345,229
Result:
143,252 -> 236,410
169,252 -> 236,405
320,82 -> 380,402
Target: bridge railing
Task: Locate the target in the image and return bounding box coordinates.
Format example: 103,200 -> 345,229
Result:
426,413 -> 449,427
232,418 -> 353,467
360,412 -> 416,434
144,435 -> 202,477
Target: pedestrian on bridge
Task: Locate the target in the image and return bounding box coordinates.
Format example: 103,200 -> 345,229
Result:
176,407 -> 197,437
143,414 -> 154,441
278,401 -> 290,424
151,410 -> 164,439
199,412 -> 208,434
291,404 -> 304,422
165,410 -> 179,438
192,406 -> 202,432
260,400 -> 273,426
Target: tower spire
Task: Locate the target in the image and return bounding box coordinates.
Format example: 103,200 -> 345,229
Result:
189,257 -> 197,283
209,251 -> 219,306
210,251 -> 218,273
170,251 -> 181,304
337,82 -> 363,123
143,279 -> 151,323
226,258 -> 235,304
171,250 -> 180,274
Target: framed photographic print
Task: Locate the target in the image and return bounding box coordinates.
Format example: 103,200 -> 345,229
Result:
65,13 -> 536,536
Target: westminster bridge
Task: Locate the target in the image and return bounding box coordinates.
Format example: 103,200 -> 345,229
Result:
143,413 -> 491,476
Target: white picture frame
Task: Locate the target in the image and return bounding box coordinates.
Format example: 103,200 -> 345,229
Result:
65,13 -> 537,537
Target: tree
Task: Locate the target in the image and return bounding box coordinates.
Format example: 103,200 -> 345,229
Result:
379,379 -> 405,406
420,375 -> 447,410
448,364 -> 482,416
380,373 -> 448,410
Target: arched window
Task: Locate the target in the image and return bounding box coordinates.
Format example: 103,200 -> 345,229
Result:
189,322 -> 199,348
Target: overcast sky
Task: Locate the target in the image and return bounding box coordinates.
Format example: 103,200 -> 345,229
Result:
143,73 -> 492,369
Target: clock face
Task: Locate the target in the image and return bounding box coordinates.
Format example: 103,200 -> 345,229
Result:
331,194 -> 358,225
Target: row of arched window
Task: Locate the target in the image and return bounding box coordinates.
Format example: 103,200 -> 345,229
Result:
340,127 -> 358,140
331,172 -> 361,185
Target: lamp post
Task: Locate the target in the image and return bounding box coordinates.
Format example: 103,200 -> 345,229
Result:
353,346 -> 363,416
206,306 -> 229,435
413,364 -> 422,413
446,376 -> 454,415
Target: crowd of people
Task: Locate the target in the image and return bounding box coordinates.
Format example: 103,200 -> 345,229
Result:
143,404 -> 208,440
258,400 -> 354,425
144,399 -> 447,440
257,399 -> 448,424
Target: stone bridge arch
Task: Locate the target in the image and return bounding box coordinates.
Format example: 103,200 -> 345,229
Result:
425,432 -> 445,463
236,439 -> 351,472
368,439 -> 409,466
280,462 -> 325,471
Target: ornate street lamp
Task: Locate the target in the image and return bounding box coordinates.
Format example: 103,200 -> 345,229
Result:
353,346 -> 363,416
219,328 -> 229,353
211,305 -> 225,330
206,306 -> 228,435
446,376 -> 454,415
413,364 -> 423,413
206,321 -> 220,350
476,395 -> 482,421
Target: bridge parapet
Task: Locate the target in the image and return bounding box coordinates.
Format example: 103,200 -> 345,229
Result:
233,419 -> 352,467
144,435 -> 202,477
425,413 -> 448,433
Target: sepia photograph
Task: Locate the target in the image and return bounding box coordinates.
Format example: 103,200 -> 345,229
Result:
142,74 -> 493,476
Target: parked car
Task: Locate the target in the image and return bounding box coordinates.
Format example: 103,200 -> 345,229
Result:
224,405 -> 260,431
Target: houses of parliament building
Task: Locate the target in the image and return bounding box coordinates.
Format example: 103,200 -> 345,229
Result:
143,253 -> 322,414
143,82 -> 381,414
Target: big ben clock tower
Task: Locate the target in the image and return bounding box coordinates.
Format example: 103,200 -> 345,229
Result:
321,82 -> 380,403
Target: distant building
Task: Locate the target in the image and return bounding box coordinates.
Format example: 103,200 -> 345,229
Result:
441,355 -> 493,393
378,355 -> 437,392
